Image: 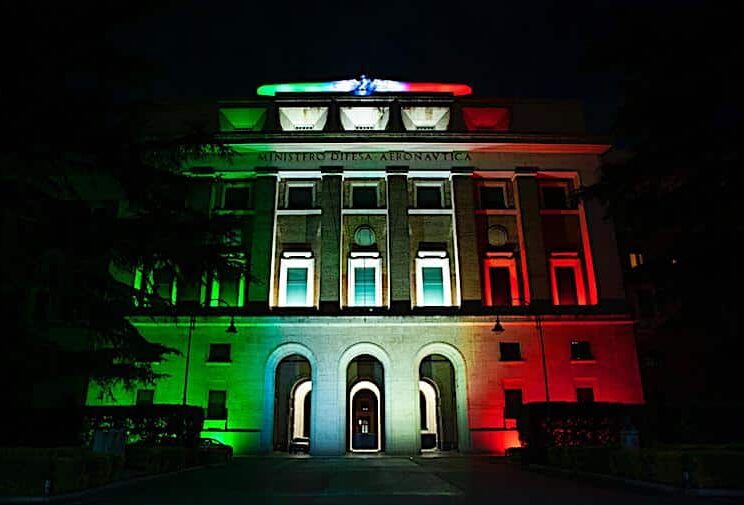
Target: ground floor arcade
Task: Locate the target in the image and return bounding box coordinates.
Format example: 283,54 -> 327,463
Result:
86,315 -> 644,455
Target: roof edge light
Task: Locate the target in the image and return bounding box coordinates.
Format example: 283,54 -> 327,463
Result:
257,76 -> 472,97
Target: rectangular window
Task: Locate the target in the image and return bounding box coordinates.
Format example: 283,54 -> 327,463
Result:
483,255 -> 520,307
489,267 -> 513,306
504,389 -> 523,419
480,186 -> 507,209
354,268 -> 376,305
279,255 -> 314,307
577,387 -> 595,403
286,185 -> 314,209
416,185 -> 443,209
222,186 -> 251,210
207,390 -> 227,419
629,252 -> 644,269
352,186 -> 378,208
500,342 -> 522,362
415,254 -> 452,307
570,340 -> 593,361
542,185 -> 568,209
286,268 -> 308,305
153,266 -> 175,303
347,255 -> 382,307
549,255 -> 587,306
217,262 -> 247,308
555,267 -> 578,305
136,389 -> 154,406
422,267 -> 445,305
208,344 -> 231,363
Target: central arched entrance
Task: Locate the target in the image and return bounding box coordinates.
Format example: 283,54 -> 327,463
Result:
347,354 -> 384,452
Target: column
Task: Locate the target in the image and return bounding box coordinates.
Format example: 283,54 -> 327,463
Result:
247,175 -> 276,309
452,173 -> 482,309
514,171 -> 551,304
319,171 -> 342,312
387,171 -> 411,312
310,354 -> 343,455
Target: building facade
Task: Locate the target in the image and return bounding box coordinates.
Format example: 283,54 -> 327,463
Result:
87,78 -> 644,455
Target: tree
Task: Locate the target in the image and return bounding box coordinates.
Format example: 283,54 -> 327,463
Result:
2,3 -> 237,407
583,3 -> 743,421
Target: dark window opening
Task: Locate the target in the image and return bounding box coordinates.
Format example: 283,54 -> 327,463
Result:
287,186 -> 314,209
480,186 -> 507,209
499,342 -> 522,362
153,267 -> 174,301
555,267 -> 578,305
504,389 -> 523,419
352,186 -> 378,208
208,344 -> 231,362
577,387 -> 595,403
207,390 -> 227,419
489,267 -> 512,306
542,186 -> 568,209
416,186 -> 442,209
136,389 -> 154,406
570,340 -> 593,361
223,186 -> 251,210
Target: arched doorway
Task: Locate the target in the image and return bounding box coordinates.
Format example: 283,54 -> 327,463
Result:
347,354 -> 384,452
419,354 -> 457,451
273,354 -> 311,451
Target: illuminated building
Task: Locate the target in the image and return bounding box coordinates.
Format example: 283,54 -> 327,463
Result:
87,77 -> 644,455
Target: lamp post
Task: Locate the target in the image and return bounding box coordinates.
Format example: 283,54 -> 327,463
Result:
492,301 -> 550,402
181,300 -> 237,441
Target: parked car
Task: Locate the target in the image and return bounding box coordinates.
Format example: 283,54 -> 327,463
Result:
288,437 -> 310,454
198,438 -> 233,463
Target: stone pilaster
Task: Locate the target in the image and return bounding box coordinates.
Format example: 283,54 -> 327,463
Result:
319,173 -> 342,311
387,172 -> 411,312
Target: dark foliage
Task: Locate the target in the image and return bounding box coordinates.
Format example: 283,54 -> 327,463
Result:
1,3 -> 241,410
82,405 -> 205,448
517,402 -> 646,458
578,4 -> 743,435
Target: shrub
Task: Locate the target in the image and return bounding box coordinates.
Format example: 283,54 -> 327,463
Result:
518,402 -> 645,463
82,405 -> 204,448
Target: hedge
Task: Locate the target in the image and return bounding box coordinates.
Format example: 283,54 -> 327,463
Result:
82,405 -> 205,448
544,447 -> 744,489
518,402 -> 645,456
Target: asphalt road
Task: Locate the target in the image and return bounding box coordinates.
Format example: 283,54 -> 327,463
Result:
77,456 -> 743,505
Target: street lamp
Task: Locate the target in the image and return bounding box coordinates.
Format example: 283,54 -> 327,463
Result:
181,299 -> 237,443
182,301 -> 237,407
226,315 -> 238,334
491,301 -> 551,402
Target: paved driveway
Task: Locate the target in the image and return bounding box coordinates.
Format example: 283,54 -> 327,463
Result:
79,456 -> 742,505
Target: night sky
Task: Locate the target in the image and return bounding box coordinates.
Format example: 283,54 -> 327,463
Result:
104,0 -> 646,133
17,0 -> 714,134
